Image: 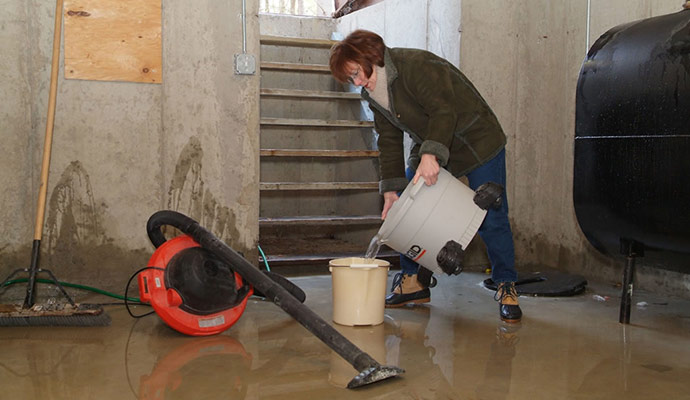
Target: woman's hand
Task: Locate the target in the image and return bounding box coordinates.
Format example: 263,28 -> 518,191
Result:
381,191 -> 399,220
413,154 -> 440,186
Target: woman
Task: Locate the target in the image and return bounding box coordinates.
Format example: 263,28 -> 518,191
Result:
329,30 -> 521,323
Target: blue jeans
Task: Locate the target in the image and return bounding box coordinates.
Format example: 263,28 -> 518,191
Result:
399,149 -> 518,283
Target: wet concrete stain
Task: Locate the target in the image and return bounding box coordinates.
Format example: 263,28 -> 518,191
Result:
0,242 -> 33,300
1,143 -> 249,302
45,161 -> 104,256
642,363 -> 673,373
511,228 -> 628,290
167,136 -> 244,253
15,161 -> 150,299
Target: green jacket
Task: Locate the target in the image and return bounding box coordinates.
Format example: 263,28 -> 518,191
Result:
361,47 -> 507,193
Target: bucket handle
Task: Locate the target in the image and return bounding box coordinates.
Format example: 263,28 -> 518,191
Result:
409,177 -> 426,199
378,178 -> 425,239
350,263 -> 377,269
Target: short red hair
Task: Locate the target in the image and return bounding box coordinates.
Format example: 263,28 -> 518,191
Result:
329,30 -> 385,83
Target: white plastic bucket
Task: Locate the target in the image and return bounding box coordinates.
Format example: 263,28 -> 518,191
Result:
377,168 -> 487,275
329,257 -> 389,326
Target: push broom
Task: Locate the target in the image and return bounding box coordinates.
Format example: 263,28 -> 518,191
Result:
0,0 -> 110,326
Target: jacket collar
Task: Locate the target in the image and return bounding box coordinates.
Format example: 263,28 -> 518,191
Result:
383,47 -> 398,87
362,47 -> 397,101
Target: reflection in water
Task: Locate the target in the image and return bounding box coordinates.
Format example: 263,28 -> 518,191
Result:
573,324 -> 690,398
133,318 -> 349,399
329,323 -> 387,387
4,275 -> 690,399
475,323 -> 521,400
0,331 -> 108,399
381,308 -> 464,399
620,324 -> 630,392
137,336 -> 252,400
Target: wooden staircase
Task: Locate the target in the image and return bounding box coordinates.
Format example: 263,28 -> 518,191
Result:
258,34 -> 397,271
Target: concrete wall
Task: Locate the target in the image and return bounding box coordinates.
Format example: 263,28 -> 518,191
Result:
0,0 -> 260,297
1,0 -> 34,258
333,0 -> 690,298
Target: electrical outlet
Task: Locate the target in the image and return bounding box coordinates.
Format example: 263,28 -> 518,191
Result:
234,53 -> 256,75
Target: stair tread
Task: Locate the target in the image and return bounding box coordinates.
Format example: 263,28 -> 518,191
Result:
260,149 -> 378,157
260,215 -> 381,225
260,251 -> 399,263
258,237 -> 396,264
260,182 -> 378,190
260,35 -> 338,48
260,88 -> 360,99
261,61 -> 330,72
261,117 -> 373,127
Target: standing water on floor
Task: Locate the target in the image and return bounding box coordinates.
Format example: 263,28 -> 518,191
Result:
364,234 -> 383,261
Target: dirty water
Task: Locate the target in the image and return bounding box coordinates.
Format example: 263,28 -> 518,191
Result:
0,272 -> 689,399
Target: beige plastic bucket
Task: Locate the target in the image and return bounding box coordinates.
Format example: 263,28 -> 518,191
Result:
377,168 -> 487,275
329,257 -> 390,326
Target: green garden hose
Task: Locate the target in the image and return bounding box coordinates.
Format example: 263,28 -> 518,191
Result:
3,245 -> 272,304
2,278 -> 141,303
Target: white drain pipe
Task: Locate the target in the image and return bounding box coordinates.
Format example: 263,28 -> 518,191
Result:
586,0 -> 591,53
242,0 -> 247,53
234,0 -> 255,74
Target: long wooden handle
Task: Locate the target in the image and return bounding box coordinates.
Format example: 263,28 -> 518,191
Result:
34,0 -> 64,240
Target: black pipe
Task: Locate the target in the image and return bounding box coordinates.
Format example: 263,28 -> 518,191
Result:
618,239 -> 643,325
146,210 -> 403,388
619,255 -> 635,324
20,240 -> 76,308
22,240 -> 42,308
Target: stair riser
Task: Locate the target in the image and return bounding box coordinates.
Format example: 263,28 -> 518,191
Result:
260,126 -> 375,149
260,97 -> 361,120
260,158 -> 379,182
261,45 -> 332,66
261,70 -> 338,91
259,14 -> 337,47
261,225 -> 381,254
260,191 -> 381,217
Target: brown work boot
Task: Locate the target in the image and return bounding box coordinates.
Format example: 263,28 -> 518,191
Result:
385,273 -> 430,308
494,282 -> 522,323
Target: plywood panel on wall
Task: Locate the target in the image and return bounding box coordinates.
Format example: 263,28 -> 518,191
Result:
64,0 -> 161,83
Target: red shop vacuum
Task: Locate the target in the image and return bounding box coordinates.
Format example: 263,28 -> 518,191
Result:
137,213 -> 305,336
138,235 -> 252,336
135,210 -> 403,388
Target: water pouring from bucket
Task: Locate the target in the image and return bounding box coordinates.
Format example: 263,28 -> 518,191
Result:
364,234 -> 383,261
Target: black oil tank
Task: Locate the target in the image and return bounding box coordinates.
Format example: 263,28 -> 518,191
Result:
574,9 -> 690,272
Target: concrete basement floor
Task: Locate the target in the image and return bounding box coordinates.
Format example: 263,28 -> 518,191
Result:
1,271 -> 689,399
